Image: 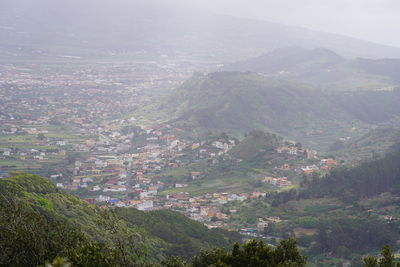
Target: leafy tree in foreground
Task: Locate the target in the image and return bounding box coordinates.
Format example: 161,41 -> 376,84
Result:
364,245 -> 400,267
45,257 -> 72,267
165,238 -> 306,267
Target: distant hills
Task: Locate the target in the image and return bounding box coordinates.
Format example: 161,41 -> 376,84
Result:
149,71 -> 400,149
157,72 -> 352,134
2,0 -> 400,60
224,47 -> 400,91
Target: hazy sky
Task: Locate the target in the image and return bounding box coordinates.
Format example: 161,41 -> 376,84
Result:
190,0 -> 400,47
2,0 -> 399,48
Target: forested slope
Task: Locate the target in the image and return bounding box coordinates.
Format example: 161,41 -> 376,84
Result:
0,173 -> 240,266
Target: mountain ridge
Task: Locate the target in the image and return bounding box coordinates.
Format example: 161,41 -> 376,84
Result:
2,0 -> 400,61
224,47 -> 400,91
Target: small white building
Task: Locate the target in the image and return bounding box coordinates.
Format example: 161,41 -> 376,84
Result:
136,200 -> 153,211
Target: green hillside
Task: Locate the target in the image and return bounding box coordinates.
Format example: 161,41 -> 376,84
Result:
299,150 -> 400,201
330,128 -> 400,161
329,90 -> 400,124
115,208 -> 241,258
144,70 -> 400,151
152,71 -> 365,149
229,130 -> 283,161
0,173 -> 240,266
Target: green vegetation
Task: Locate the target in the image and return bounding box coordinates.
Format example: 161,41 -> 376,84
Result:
229,130 -> 282,161
0,173 -> 240,266
364,245 -> 400,267
299,151 -> 400,202
1,168 -> 399,266
154,72 -> 359,141
164,238 -> 306,267
115,208 -> 241,258
331,128 -> 400,161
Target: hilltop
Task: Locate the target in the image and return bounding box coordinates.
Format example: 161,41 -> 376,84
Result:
155,72 -> 354,136
147,71 -> 400,150
229,130 -> 283,161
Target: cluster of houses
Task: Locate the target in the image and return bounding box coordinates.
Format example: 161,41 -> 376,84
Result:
276,144 -> 318,160
263,176 -> 292,187
161,191 -> 269,229
39,121 -> 241,215
301,158 -> 338,174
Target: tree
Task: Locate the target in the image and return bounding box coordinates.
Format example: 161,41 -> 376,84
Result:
37,133 -> 46,140
190,239 -> 306,267
65,241 -> 118,267
364,245 -> 400,267
45,257 -> 72,267
379,245 -> 396,267
364,256 -> 378,267
163,256 -> 189,267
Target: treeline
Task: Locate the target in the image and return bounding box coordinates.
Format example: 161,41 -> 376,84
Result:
364,245 -> 400,267
163,238 -> 306,267
272,150 -> 400,206
301,151 -> 400,202
268,150 -> 400,257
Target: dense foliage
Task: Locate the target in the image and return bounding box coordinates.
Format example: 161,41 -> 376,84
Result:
229,130 -> 283,161
0,173 -> 153,266
271,150 -> 400,205
164,238 -> 307,267
312,217 -> 397,255
364,245 -> 400,267
115,208 -> 241,258
300,151 -> 400,202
